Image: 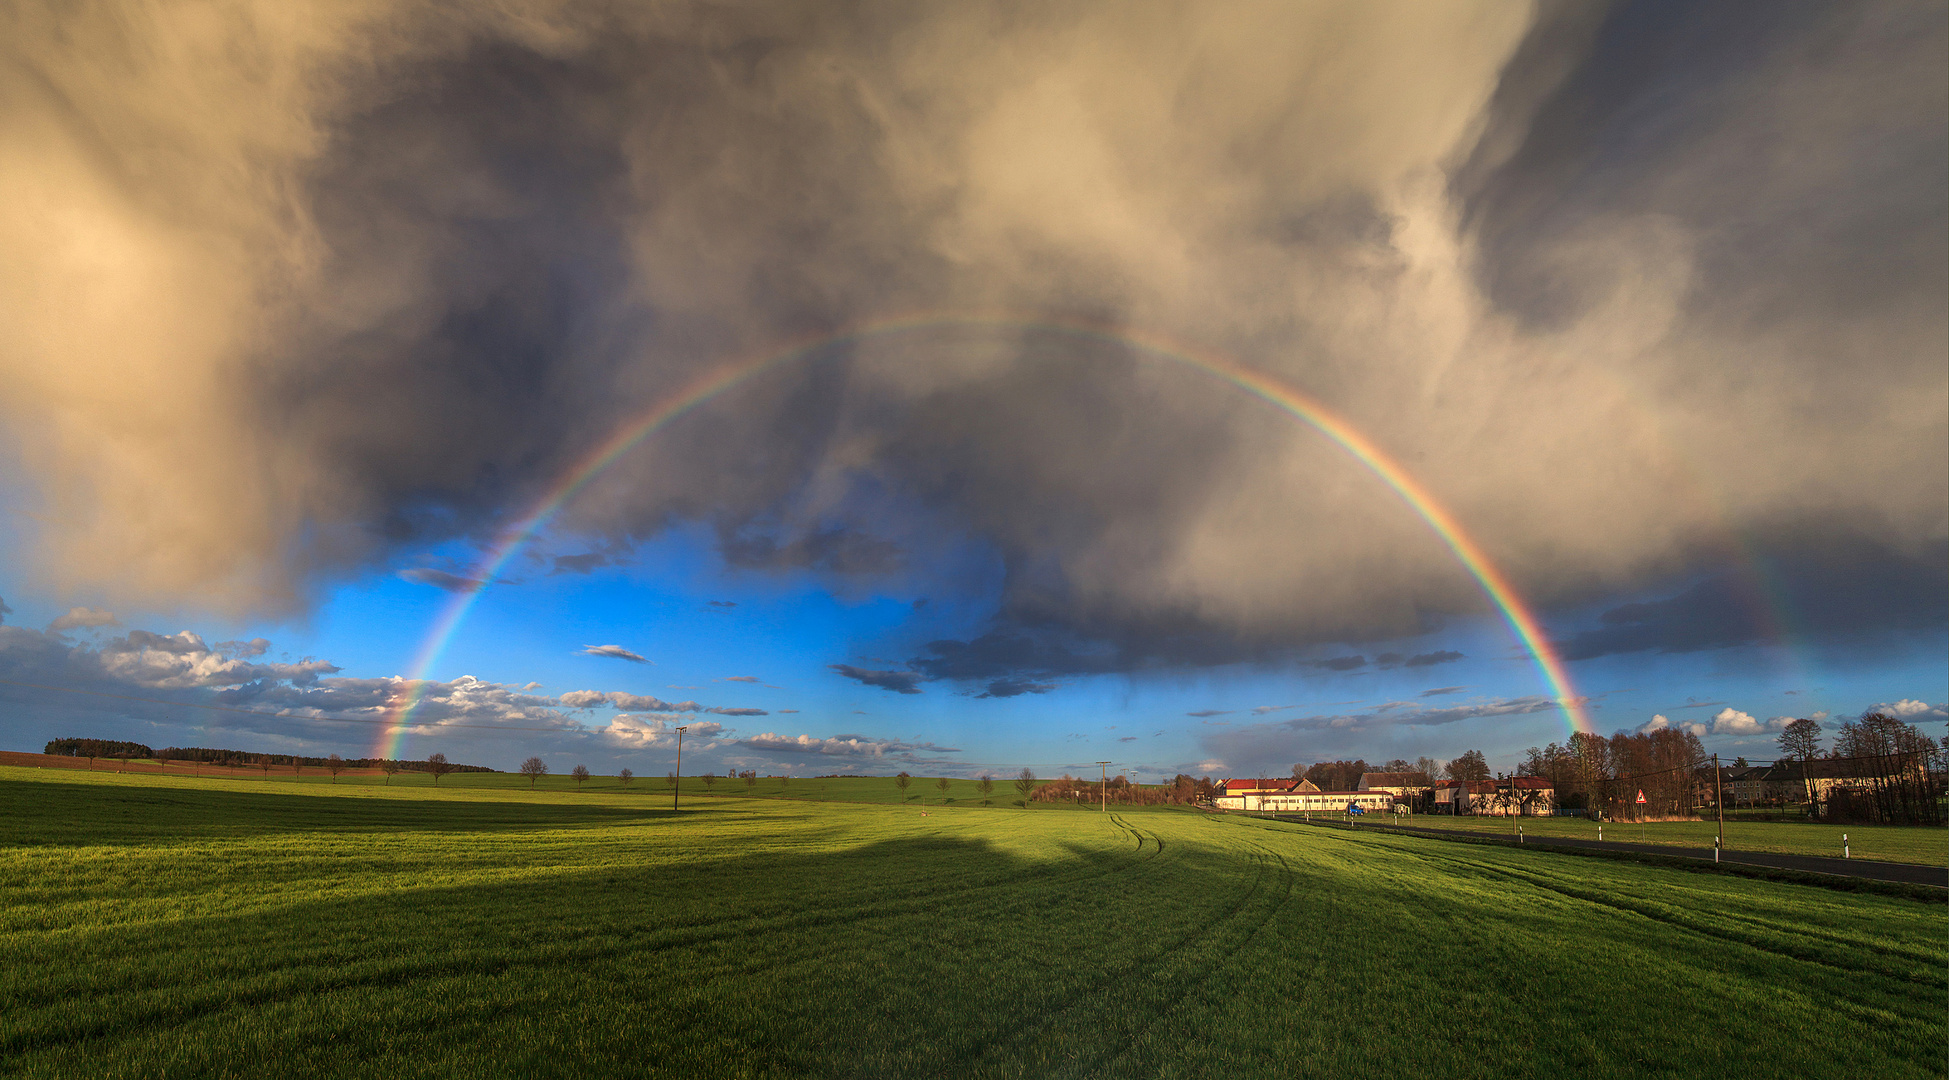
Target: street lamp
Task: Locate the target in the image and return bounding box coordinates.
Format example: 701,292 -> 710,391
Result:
1097,762 -> 1112,813
673,725 -> 688,810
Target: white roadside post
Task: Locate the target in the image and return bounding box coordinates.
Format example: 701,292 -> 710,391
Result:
1844,833 -> 1850,859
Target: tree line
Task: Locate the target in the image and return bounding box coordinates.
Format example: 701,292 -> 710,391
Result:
42,739 -> 493,774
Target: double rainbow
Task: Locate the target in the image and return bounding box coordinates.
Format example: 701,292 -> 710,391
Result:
372,316 -> 1592,758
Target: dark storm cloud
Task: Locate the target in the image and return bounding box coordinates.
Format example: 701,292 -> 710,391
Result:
1562,538 -> 1949,660
829,664 -> 924,695
0,0 -> 1938,681
719,525 -> 903,576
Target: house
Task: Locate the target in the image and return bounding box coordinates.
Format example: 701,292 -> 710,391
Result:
1728,765 -> 1772,807
1357,772 -> 1433,800
1214,778 -> 1392,814
1762,760 -> 1857,805
1435,777 -> 1555,816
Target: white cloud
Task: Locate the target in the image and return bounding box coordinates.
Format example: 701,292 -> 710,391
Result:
737,732 -> 961,757
1708,708 -> 1790,736
602,714 -> 727,748
559,689 -> 700,712
580,644 -> 648,663
1638,713 -> 1708,737
1875,699 -> 1948,720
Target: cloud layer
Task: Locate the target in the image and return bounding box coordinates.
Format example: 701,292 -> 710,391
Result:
1,0 -> 1941,679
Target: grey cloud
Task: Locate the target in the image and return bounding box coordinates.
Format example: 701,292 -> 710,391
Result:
560,690 -> 701,712
399,569 -> 488,593
1420,686 -> 1468,697
49,607 -> 120,631
0,0 -> 1936,681
708,707 -> 769,717
580,644 -> 649,663
1186,710 -> 1232,718
830,664 -> 924,695
977,677 -> 1057,699
720,675 -> 759,683
551,552 -> 610,574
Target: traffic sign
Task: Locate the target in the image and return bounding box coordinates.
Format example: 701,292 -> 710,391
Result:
1635,789 -> 1647,805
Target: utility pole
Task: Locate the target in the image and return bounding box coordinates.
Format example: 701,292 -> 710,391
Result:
1713,753 -> 1725,856
673,725 -> 688,810
1097,762 -> 1111,813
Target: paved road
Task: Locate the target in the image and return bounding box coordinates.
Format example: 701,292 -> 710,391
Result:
1271,815 -> 1948,888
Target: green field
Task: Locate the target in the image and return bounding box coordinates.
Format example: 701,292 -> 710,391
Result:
1334,811 -> 1949,867
2,767 -> 1943,1079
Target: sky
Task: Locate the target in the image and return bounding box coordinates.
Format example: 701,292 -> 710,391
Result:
1,0 -> 1944,781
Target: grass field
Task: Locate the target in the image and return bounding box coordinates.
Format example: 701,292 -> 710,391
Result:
1330,810 -> 1949,867
2,766 -> 1943,1079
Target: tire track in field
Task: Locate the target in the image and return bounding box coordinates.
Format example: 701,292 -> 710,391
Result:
965,830 -> 1296,1078
0,832 -> 1151,1055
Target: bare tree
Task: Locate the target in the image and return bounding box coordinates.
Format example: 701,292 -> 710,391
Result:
1015,768 -> 1037,808
572,764 -> 590,789
667,771 -> 678,788
520,757 -> 548,788
619,768 -> 634,787
895,771 -> 912,801
1778,717 -> 1823,811
291,756 -> 303,777
258,754 -> 273,777
779,774 -> 791,791
741,769 -> 757,793
978,774 -> 994,803
156,748 -> 172,773
326,754 -> 345,782
701,772 -> 717,793
936,775 -> 952,802
380,759 -> 400,785
426,752 -> 452,785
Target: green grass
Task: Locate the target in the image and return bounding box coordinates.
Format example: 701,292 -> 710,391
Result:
1356,811 -> 1949,867
2,767 -> 1942,1079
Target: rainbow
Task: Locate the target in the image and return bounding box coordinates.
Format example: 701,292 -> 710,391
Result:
372,315 -> 1593,757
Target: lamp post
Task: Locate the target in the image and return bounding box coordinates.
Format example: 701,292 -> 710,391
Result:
673,725 -> 688,810
1097,762 -> 1111,813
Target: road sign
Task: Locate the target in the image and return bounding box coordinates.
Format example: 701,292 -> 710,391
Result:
1635,789 -> 1646,805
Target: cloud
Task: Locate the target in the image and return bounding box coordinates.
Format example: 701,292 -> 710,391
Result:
49,607 -> 120,631
736,732 -> 961,757
580,645 -> 648,664
1638,713 -> 1710,738
398,569 -> 487,593
551,553 -> 610,575
0,0 -> 1936,691
708,707 -> 769,717
1874,699 -> 1949,721
1186,709 -> 1232,718
1251,705 -> 1293,715
559,690 -> 700,712
720,675 -> 760,683
830,664 -> 924,695
1419,686 -> 1467,697
976,677 -> 1058,699
1118,736 -> 1137,742
707,601 -> 737,609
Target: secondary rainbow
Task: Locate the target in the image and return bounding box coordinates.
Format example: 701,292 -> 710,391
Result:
373,315 -> 1593,757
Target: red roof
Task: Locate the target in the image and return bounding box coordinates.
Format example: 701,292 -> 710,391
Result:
1218,778 -> 1300,793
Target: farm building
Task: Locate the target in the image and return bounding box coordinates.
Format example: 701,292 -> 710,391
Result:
1357,772 -> 1433,798
1433,777 -> 1555,816
1214,778 -> 1393,813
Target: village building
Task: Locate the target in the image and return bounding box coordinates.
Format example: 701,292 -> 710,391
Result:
1214,778 -> 1393,814
1432,777 -> 1555,816
1357,772 -> 1433,799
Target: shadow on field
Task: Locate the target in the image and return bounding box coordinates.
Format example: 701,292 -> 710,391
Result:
0,777 -> 706,847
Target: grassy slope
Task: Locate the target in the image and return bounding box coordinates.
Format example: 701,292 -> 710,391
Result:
1,767 -> 1941,1080
1358,812 -> 1948,867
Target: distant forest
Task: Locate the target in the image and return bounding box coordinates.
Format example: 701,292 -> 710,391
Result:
41,738 -> 495,773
